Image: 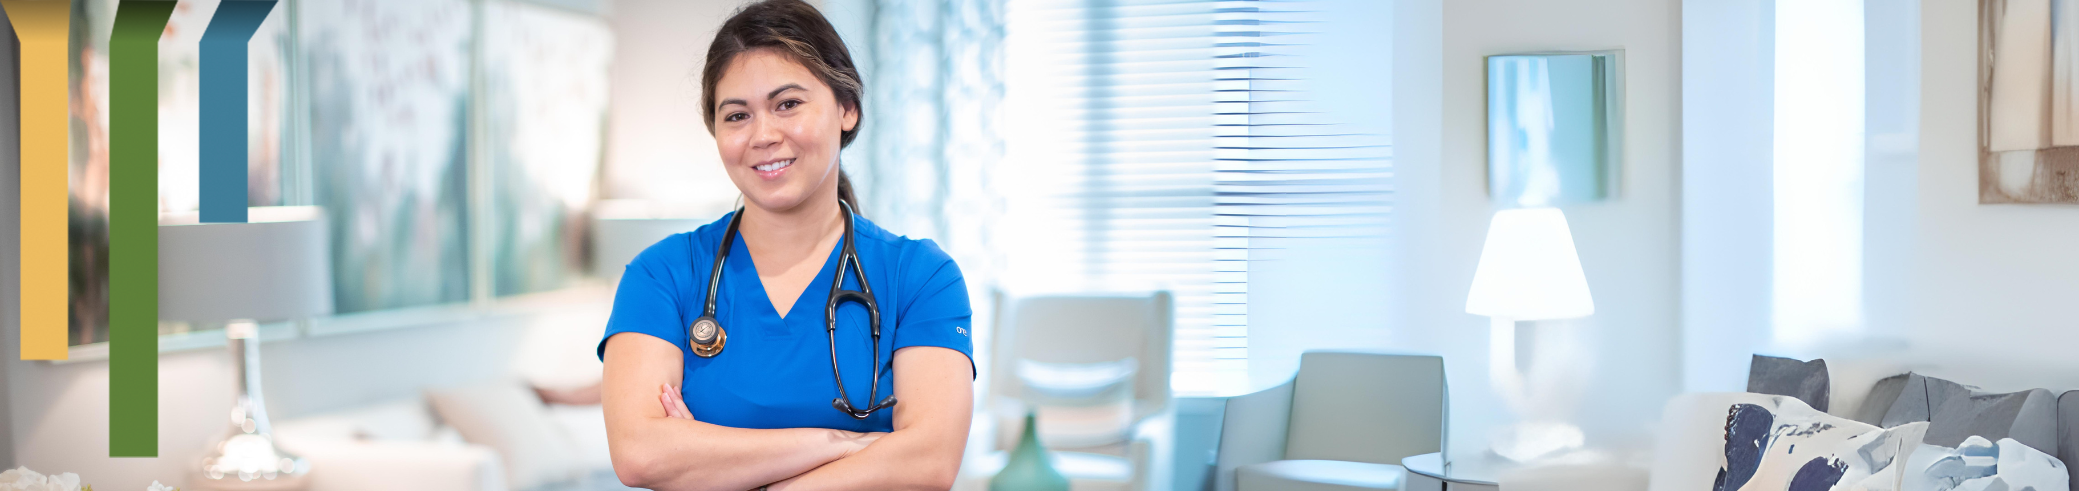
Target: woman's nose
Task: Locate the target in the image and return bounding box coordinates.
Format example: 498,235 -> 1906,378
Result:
751,116 -> 783,149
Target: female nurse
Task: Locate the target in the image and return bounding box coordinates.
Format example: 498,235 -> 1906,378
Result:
597,1 -> 974,490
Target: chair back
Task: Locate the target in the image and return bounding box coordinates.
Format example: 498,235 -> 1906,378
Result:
991,291 -> 1174,415
1283,352 -> 1446,465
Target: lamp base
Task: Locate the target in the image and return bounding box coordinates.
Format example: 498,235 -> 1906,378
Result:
194,326 -> 309,491
1487,421 -> 1584,463
193,433 -> 308,490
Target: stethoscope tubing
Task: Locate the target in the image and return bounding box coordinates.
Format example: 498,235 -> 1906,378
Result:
692,202 -> 896,420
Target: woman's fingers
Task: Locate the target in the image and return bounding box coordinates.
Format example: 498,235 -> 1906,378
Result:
658,384 -> 692,419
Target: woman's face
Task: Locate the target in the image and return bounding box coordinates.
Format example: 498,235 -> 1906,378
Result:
711,48 -> 857,214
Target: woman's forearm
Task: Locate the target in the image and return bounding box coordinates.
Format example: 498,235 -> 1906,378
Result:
604,334 -> 868,491
610,414 -> 862,491
765,424 -> 964,491
767,347 -> 975,491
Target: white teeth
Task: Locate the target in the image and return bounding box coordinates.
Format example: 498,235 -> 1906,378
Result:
755,159 -> 794,172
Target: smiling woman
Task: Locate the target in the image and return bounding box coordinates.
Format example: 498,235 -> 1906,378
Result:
596,1 -> 976,490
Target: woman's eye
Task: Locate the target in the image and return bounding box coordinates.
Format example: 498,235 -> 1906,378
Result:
778,100 -> 801,111
724,112 -> 747,122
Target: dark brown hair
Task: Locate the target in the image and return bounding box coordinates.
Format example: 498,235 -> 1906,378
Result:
701,0 -> 863,213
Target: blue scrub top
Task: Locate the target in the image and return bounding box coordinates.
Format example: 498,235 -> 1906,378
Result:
596,211 -> 974,433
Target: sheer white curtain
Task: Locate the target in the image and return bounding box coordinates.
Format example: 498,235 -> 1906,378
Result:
832,0 -> 1393,395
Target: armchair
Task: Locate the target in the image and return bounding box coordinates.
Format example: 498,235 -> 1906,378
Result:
1214,352 -> 1447,491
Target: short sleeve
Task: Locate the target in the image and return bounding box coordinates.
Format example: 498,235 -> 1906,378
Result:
598,237 -> 690,361
891,240 -> 976,377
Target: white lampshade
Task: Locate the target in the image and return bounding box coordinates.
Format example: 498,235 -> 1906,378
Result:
159,206 -> 334,323
1465,207 -> 1593,320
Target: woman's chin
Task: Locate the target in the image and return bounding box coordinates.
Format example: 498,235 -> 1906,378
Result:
742,189 -> 813,213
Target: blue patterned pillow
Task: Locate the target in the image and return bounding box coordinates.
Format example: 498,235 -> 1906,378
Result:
1714,396 -> 1930,491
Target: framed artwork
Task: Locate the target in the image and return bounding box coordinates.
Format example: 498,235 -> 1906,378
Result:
49,0 -> 610,346
1980,0 -> 2079,204
302,0 -> 475,313
1485,51 -> 1623,207
483,1 -> 613,296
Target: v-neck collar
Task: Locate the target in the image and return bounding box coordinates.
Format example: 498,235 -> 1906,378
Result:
724,229 -> 849,328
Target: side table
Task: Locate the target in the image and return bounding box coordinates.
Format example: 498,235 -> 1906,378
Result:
1402,453 -> 1500,491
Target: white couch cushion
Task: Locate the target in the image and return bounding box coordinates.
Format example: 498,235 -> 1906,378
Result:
427,380 -> 584,490
292,440 -> 507,491
1236,460 -> 1403,491
275,398 -> 441,447
545,404 -> 613,472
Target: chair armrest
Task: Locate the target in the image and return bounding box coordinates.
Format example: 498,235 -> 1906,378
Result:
293,440 -> 508,491
1215,378 -> 1294,491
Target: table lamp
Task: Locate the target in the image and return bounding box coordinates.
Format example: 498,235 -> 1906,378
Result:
160,206 -> 332,489
1464,207 -> 1593,462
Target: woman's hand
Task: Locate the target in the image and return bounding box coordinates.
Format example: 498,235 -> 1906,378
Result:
659,384 -> 694,420
657,383 -> 884,457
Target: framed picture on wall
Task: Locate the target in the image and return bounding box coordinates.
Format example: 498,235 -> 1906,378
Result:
1485,50 -> 1624,207
1979,0 -> 2079,204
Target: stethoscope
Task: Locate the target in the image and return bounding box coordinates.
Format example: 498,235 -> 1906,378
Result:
686,202 -> 897,420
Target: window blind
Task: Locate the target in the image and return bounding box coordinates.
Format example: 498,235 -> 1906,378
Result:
1001,0 -> 1390,395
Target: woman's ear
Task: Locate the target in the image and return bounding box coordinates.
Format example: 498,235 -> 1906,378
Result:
842,102 -> 860,132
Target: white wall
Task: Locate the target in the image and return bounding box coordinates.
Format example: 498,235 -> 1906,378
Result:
1392,0 -> 1684,460
1680,0 -> 2079,398
1677,0 -> 1772,393
1871,0 -> 2079,392
603,0 -> 743,209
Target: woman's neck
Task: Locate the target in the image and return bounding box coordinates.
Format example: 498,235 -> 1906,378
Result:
738,190 -> 845,260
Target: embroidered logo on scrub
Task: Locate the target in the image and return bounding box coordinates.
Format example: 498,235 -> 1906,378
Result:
955,326 -> 969,337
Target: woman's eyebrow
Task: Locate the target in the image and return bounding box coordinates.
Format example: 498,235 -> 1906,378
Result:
767,83 -> 805,100
716,84 -> 806,112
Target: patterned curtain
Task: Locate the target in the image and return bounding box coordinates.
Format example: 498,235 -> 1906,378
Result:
841,0 -> 1006,295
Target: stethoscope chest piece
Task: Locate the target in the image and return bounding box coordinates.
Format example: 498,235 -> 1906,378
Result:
689,316 -> 725,358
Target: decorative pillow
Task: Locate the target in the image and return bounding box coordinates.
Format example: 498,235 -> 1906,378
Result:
1924,388 -> 2058,454
1878,374 -> 1976,429
2058,390 -> 2079,489
1898,436 -> 2069,491
1854,375 -> 1911,426
1713,395 -> 1930,491
1749,355 -> 1832,412
425,380 -> 584,490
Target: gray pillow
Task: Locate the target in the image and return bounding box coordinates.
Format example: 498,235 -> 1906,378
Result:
1877,372 -> 1975,428
2058,390 -> 2078,488
1747,355 -> 1830,412
1922,387 -> 2058,453
1852,374 -> 1909,426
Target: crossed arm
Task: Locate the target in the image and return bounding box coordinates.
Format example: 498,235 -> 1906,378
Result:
602,333 -> 973,491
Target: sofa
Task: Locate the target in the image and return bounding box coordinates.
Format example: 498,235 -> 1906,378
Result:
1644,357 -> 2079,491
273,382 -> 629,491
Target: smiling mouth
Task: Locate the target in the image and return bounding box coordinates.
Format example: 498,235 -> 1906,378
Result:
755,159 -> 794,172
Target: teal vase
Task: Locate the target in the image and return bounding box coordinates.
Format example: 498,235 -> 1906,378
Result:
990,411 -> 1071,491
